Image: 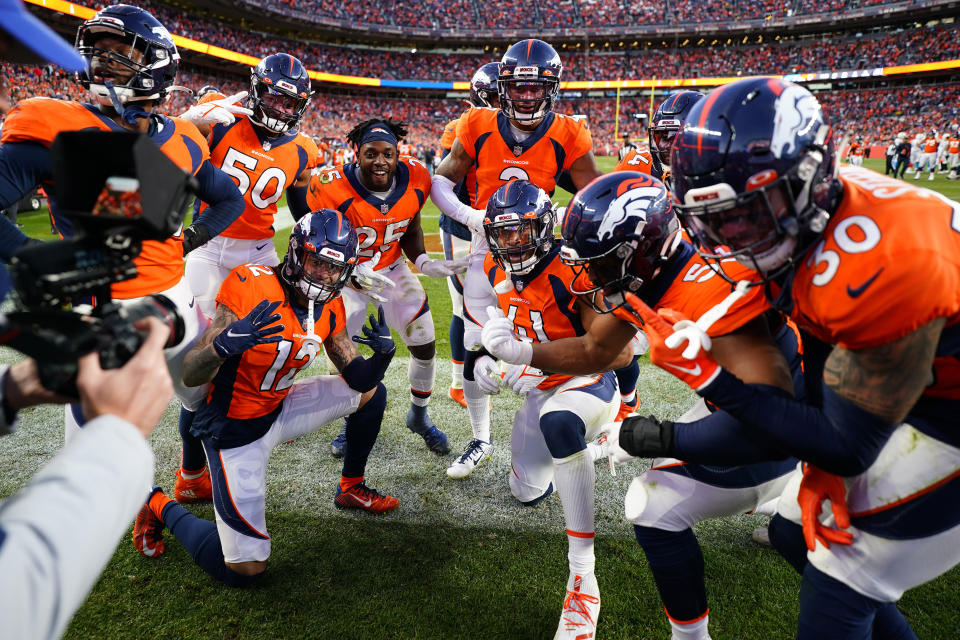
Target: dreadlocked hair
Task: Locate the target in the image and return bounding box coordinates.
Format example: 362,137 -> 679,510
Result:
346,118 -> 409,150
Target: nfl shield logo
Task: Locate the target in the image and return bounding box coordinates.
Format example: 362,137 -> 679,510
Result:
513,278 -> 524,293
380,203 -> 390,213
513,145 -> 523,156
262,140 -> 272,151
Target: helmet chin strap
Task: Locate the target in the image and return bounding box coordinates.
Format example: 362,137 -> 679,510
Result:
103,81 -> 150,127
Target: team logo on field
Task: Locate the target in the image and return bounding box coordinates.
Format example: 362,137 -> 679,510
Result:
771,84 -> 822,158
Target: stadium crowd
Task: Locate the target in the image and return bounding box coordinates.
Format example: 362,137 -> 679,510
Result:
4,63 -> 956,155
43,1 -> 957,82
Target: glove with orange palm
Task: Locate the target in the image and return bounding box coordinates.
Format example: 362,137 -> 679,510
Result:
798,463 -> 854,552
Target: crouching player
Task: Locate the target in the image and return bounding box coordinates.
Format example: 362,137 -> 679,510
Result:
483,173 -> 803,639
473,180 -> 628,639
131,209 -> 398,586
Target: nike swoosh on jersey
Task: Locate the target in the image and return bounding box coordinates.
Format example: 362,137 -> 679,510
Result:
227,330 -> 251,338
256,243 -> 268,251
237,273 -> 247,281
846,268 -> 883,298
663,362 -> 702,377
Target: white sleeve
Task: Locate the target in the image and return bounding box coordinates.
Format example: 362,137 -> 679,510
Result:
0,415 -> 153,640
430,174 -> 486,230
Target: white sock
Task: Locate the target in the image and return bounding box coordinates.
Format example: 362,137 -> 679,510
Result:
670,613 -> 711,640
463,378 -> 491,442
620,390 -> 637,405
451,359 -> 464,388
408,356 -> 435,407
554,450 -> 596,575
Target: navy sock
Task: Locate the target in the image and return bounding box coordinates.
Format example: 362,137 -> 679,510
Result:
343,383 -> 386,478
449,314 -> 465,365
798,564 -> 892,640
161,502 -> 261,588
614,356 -> 640,398
463,349 -> 480,382
769,514 -> 809,574
178,407 -> 207,472
634,525 -> 708,623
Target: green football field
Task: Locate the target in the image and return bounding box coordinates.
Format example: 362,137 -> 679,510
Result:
2,157 -> 958,638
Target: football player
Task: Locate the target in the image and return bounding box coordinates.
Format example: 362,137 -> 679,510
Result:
645,77 -> 958,638
482,172 -> 803,640
431,38 -> 603,480
438,61 -> 499,409
614,90 -> 704,187
131,209 -> 399,586
308,118 -> 467,456
0,4 -> 244,493
476,180 -> 629,640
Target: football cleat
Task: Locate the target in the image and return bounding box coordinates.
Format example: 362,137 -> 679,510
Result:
330,421 -> 347,458
132,486 -> 167,558
615,396 -> 640,422
406,406 -> 451,455
554,572 -> 601,640
334,482 -> 399,514
446,439 -> 494,479
422,426 -> 451,456
174,466 -> 212,503
448,385 -> 467,408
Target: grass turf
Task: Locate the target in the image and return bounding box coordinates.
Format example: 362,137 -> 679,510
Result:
2,156 -> 959,638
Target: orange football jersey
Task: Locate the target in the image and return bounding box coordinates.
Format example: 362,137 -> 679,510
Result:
923,136 -> 939,153
614,147 -> 656,174
202,114 -> 318,239
207,263 -> 344,421
1,98 -> 210,298
441,112 -> 480,205
611,241 -> 770,337
306,156 -> 431,268
455,107 -> 592,210
949,139 -> 959,155
485,246 -> 587,390
786,166 -> 960,399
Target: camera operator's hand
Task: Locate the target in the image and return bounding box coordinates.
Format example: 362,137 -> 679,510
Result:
212,299 -> 284,358
76,317 -> 173,438
2,359 -> 74,413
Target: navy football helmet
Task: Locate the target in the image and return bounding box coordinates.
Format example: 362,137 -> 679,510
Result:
649,90 -> 704,175
470,62 -> 500,109
281,209 -> 358,304
196,85 -> 220,102
561,172 -> 680,312
498,39 -> 561,123
484,180 -> 555,275
250,53 -> 312,135
76,4 -> 179,107
671,77 -> 838,284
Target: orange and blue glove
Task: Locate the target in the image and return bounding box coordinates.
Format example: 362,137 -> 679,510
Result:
622,292 -> 721,391
798,463 -> 854,551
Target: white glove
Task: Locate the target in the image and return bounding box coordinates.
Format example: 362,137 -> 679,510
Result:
350,251 -> 394,302
481,306 -> 533,365
554,204 -> 567,228
415,253 -> 470,278
593,421 -> 637,476
180,91 -> 253,127
501,363 -> 545,395
473,355 -> 502,395
463,208 -> 487,234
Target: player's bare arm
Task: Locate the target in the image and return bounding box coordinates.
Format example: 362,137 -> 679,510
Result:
824,316 -> 945,424
398,211 -> 426,261
710,316 -> 794,394
434,138 -> 472,184
293,167 -> 311,187
529,311 -> 639,374
567,151 -> 603,190
182,304 -> 237,387
323,328 -> 362,373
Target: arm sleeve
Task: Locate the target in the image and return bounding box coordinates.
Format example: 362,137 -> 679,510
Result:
0,415 -> 153,640
430,174 -> 484,227
191,160 -> 244,238
671,404 -> 794,465
699,369 -> 897,476
286,184 -> 310,222
0,143 -> 48,259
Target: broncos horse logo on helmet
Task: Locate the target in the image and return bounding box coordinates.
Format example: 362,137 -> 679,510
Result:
470,62 -> 500,109
561,172 -> 680,312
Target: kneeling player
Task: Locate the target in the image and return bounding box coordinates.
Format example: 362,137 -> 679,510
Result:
483,173 -> 803,639
131,210 -> 398,586
474,181 -> 629,639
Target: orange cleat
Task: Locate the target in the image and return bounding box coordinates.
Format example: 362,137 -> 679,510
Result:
334,482 -> 399,514
132,487 -> 167,558
174,466 -> 212,503
615,396 -> 640,421
448,385 -> 467,408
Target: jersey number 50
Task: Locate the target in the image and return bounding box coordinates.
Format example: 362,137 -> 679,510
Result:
221,148 -> 288,209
